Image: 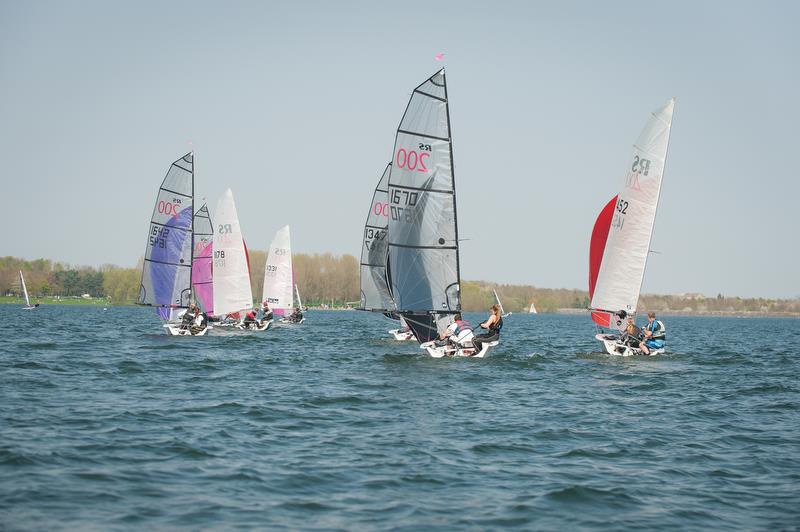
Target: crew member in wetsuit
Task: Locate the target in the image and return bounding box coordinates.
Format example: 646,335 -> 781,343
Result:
640,312 -> 666,354
472,304 -> 503,353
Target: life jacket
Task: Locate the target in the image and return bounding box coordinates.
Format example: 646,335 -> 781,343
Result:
647,320 -> 666,340
453,319 -> 470,335
246,311 -> 257,320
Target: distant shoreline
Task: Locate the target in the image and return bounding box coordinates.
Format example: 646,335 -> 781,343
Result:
555,308 -> 800,318
2,297 -> 797,318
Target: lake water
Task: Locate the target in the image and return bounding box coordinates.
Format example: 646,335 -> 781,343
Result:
1,306 -> 798,530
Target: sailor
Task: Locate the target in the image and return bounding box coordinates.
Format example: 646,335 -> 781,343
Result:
640,311 -> 666,354
621,317 -> 642,347
435,313 -> 471,346
472,304 -> 503,353
190,307 -> 207,334
288,306 -> 303,323
243,308 -> 259,328
260,301 -> 273,323
180,305 -> 197,329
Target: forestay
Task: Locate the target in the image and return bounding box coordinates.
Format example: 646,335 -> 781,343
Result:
263,225 -> 294,315
138,152 -> 194,308
359,163 -> 395,312
387,69 -> 461,341
212,189 -> 252,316
192,203 -> 214,315
590,99 -> 675,324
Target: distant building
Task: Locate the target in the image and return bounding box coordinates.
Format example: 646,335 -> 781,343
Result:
676,293 -> 706,300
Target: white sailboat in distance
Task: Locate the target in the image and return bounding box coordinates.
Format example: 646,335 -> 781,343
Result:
19,271 -> 39,309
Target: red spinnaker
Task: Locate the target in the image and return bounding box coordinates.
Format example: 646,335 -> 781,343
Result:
589,196 -> 617,327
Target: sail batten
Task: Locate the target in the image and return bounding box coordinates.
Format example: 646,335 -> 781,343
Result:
138,153 -> 194,308
589,99 -> 675,321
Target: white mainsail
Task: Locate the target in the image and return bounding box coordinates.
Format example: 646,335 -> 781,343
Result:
529,302 -> 537,314
590,99 -> 675,323
263,225 -> 294,315
19,270 -> 31,307
294,284 -> 303,310
212,189 -> 253,316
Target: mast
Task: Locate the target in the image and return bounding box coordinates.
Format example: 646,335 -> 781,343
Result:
189,151 -> 195,305
442,68 -> 462,295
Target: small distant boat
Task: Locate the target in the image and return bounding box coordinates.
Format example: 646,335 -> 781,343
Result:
137,152 -> 207,336
19,271 -> 39,310
589,99 -> 674,356
528,302 -> 537,314
264,226 -> 304,324
493,289 -> 511,317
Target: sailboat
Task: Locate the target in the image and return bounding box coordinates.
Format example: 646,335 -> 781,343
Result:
357,163 -> 414,340
386,69 -> 496,358
212,189 -> 262,330
138,152 -> 206,335
589,99 -> 674,356
528,302 -> 537,314
493,289 -> 511,317
263,225 -> 303,324
19,271 -> 39,309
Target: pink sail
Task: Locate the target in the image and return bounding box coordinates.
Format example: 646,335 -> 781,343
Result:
192,241 -> 213,315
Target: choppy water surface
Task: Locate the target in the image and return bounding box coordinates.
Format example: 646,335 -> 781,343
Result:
1,306 -> 798,530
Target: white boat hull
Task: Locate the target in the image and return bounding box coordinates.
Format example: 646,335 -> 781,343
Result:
419,340 -> 498,358
389,328 -> 415,341
595,333 -> 665,356
279,317 -> 305,324
237,319 -> 273,331
165,324 -> 209,336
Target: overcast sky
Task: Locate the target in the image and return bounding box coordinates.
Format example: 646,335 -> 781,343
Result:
1,0 -> 798,298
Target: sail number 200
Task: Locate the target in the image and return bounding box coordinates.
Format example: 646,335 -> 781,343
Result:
396,145 -> 431,173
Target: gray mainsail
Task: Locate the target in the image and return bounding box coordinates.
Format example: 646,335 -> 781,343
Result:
138,153 -> 194,308
359,163 -> 395,312
387,69 -> 461,342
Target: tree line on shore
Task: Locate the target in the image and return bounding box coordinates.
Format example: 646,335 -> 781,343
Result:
2,255 -> 798,314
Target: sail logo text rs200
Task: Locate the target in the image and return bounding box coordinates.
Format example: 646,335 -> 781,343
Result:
626,155 -> 651,191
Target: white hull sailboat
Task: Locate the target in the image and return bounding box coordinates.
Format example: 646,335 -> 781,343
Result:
138,152 -> 207,335
384,69 -> 495,358
264,225 -> 303,325
212,189 -> 262,332
588,99 -> 674,356
19,271 -> 39,310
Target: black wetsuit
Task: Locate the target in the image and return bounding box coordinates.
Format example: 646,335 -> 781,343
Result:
472,316 -> 503,352
180,311 -> 195,329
